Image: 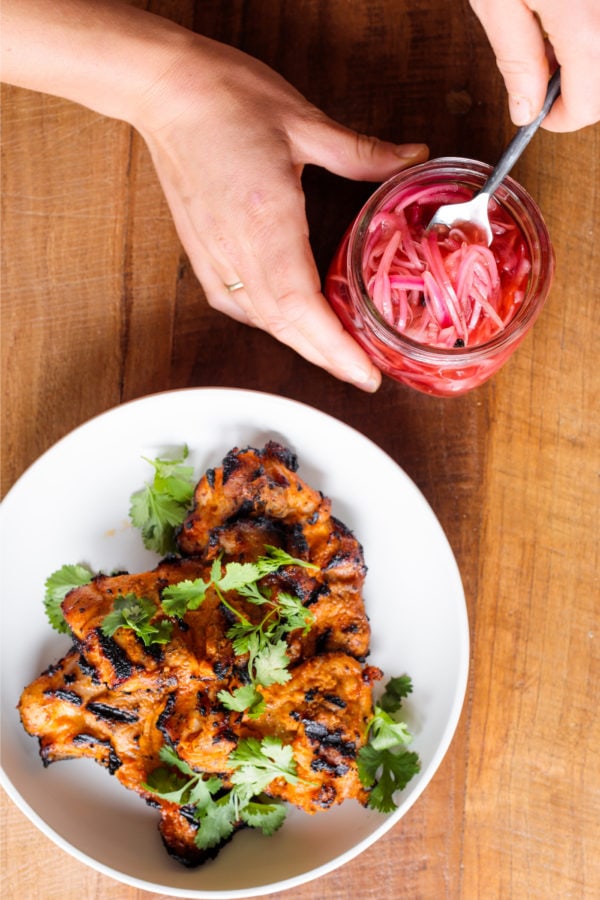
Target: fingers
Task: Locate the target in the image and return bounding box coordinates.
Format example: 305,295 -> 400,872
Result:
193,184 -> 382,391
470,0 -> 550,125
470,0 -> 600,131
541,36 -> 600,131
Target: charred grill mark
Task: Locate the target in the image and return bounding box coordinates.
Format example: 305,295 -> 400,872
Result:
222,450 -> 243,483
179,805 -> 200,828
39,744 -> 54,768
287,523 -> 309,557
212,725 -> 237,744
70,734 -> 122,773
323,693 -> 347,709
143,639 -> 164,661
324,550 -> 363,571
301,719 -> 357,758
196,691 -> 210,715
331,516 -> 356,538
310,757 -> 350,776
206,467 -> 216,488
315,783 -> 337,808
225,499 -> 254,523
306,583 -> 330,607
42,650 -> 77,677
267,471 -> 290,489
156,692 -> 177,742
266,442 -> 298,471
77,653 -> 101,683
107,748 -> 123,774
86,702 -> 140,724
277,575 -> 312,603
315,628 -> 332,654
42,689 -> 82,705
234,663 -> 251,684
213,659 -> 232,679
41,662 -> 62,677
95,628 -> 134,681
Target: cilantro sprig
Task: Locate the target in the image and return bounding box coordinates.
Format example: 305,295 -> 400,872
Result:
129,447 -> 196,555
44,563 -> 95,633
161,546 -> 316,716
357,676 -> 421,813
101,593 -> 173,647
143,739 -> 297,850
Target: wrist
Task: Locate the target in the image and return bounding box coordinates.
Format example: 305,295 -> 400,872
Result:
0,1 -> 200,126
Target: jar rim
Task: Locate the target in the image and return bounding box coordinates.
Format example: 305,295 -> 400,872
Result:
347,156 -> 554,362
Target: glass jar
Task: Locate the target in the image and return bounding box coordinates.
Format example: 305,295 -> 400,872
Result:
325,157 -> 554,397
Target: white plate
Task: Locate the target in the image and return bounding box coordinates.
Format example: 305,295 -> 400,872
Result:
0,388 -> 468,898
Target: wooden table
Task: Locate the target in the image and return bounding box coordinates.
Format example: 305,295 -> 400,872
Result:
2,2 -> 599,898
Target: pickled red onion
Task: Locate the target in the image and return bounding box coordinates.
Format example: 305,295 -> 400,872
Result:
364,185 -> 531,348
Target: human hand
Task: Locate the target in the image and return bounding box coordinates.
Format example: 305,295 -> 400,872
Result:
134,36 -> 428,391
469,0 -> 600,131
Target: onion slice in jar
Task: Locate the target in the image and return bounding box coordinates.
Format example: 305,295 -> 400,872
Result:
362,184 -> 531,348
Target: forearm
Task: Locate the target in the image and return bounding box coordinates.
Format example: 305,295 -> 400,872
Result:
0,0 -> 196,126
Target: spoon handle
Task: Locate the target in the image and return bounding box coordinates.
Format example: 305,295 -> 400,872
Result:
481,67 -> 562,197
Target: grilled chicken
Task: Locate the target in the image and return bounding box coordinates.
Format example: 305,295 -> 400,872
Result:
18,442 -> 379,866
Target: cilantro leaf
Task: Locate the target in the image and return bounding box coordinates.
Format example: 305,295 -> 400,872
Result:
358,746 -> 421,813
129,447 -> 195,555
217,684 -> 265,718
158,743 -> 194,775
275,592 -> 314,636
194,794 -> 238,850
262,545 -> 318,574
43,563 -> 94,634
368,707 -> 413,751
240,798 -> 287,835
101,593 -> 173,647
377,675 -> 413,714
217,561 -> 266,594
227,620 -> 261,658
142,765 -> 195,805
143,746 -> 223,805
161,578 -> 210,617
229,736 -> 299,801
253,640 -> 291,687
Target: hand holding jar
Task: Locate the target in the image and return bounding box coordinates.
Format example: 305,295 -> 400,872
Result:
0,0 -> 428,393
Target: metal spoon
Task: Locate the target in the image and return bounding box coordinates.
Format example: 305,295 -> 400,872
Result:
427,68 -> 561,245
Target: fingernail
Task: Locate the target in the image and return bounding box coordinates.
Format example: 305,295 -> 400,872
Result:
349,366 -> 381,392
394,143 -> 429,160
509,95 -> 533,126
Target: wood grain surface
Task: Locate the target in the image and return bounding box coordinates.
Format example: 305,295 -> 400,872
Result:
1,2 -> 599,898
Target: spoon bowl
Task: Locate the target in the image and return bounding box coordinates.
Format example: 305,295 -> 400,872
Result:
427,69 -> 561,245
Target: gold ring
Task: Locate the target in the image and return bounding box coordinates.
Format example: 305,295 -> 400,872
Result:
225,281 -> 245,292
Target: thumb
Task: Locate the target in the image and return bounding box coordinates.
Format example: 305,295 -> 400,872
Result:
293,114 -> 429,182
